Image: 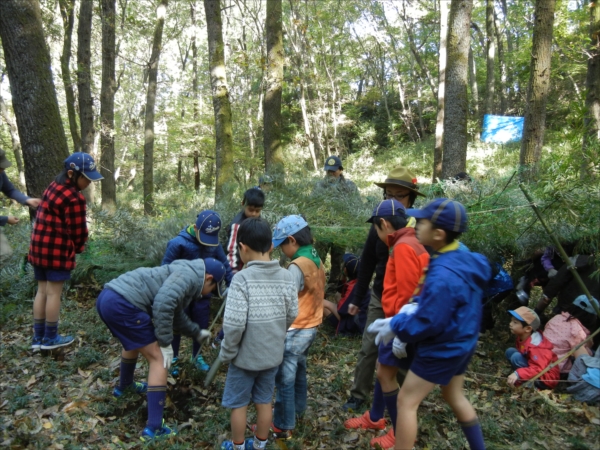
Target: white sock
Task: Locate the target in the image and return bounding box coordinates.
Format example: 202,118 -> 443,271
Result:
253,436 -> 267,449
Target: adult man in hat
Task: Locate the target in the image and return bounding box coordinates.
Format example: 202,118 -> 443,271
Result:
0,149 -> 41,262
312,155 -> 359,296
342,166 -> 425,411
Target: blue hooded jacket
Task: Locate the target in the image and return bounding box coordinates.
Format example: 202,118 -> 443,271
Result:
391,248 -> 491,359
162,226 -> 233,286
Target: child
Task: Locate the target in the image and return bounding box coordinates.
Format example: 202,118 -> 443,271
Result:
219,218 -> 298,450
162,209 -> 233,372
29,152 -> 103,350
543,295 -> 598,374
96,257 -> 225,441
225,188 -> 265,275
323,253 -> 370,336
506,306 -> 561,389
270,215 -> 326,438
370,198 -> 491,450
345,199 -> 429,449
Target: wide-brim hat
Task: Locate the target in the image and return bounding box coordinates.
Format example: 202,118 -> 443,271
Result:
0,149 -> 12,169
374,166 -> 424,197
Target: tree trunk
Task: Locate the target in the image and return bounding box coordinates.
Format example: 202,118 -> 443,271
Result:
58,0 -> 81,152
143,0 -> 168,215
485,0 -> 496,115
0,0 -> 70,201
100,0 -> 117,211
468,44 -> 480,118
519,0 -> 556,180
433,0 -> 450,181
264,0 -> 284,177
0,92 -> 25,187
581,0 -> 600,179
194,151 -> 200,191
494,7 -> 507,114
204,0 -> 234,203
191,1 -> 201,192
441,0 -> 473,180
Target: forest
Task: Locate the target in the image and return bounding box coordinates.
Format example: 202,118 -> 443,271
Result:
0,0 -> 599,448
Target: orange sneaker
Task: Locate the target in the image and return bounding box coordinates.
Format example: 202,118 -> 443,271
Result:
344,411 -> 387,430
370,427 -> 395,448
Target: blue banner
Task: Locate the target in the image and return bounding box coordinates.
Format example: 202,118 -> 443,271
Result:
481,115 -> 524,144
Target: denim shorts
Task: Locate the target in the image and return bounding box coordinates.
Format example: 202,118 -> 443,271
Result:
96,288 -> 157,351
411,348 -> 475,386
222,363 -> 278,409
33,266 -> 71,281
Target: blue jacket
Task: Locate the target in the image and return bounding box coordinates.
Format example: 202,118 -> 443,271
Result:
391,248 -> 491,359
162,226 -> 233,286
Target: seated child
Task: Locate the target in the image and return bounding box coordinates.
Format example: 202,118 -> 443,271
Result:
323,252 -> 370,336
219,218 -> 298,450
270,215 -> 326,438
543,295 -> 598,374
506,306 -> 560,389
162,210 -> 233,372
96,258 -> 225,441
370,198 -> 491,450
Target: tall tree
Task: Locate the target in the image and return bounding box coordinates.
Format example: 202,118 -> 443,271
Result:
204,0 -> 234,202
191,0 -> 201,192
77,0 -> 94,153
441,0 -> 472,179
0,0 -> 69,200
143,0 -> 168,215
58,0 -> 81,151
264,0 -> 284,176
581,0 -> 600,179
485,0 -> 496,115
100,0 -> 117,210
519,0 -> 556,179
433,0 -> 450,181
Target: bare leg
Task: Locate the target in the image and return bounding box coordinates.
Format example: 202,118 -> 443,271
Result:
323,300 -> 340,321
231,406 -> 248,443
254,403 -> 272,440
138,342 -> 167,387
440,374 -> 477,422
44,281 -> 65,322
377,363 -> 399,392
33,281 -> 47,320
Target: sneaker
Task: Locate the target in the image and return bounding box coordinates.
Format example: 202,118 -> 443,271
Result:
245,437 -> 267,449
344,411 -> 387,430
31,336 -> 43,351
342,396 -> 365,412
40,334 -> 74,350
170,357 -> 180,377
140,420 -> 176,442
212,334 -> 223,349
220,440 -> 254,450
370,428 -> 395,449
194,354 -> 210,372
113,381 -> 148,398
250,423 -> 292,440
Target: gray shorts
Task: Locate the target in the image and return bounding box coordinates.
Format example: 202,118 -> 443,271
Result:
221,364 -> 278,409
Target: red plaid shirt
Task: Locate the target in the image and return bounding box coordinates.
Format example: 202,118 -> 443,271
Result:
28,180 -> 88,270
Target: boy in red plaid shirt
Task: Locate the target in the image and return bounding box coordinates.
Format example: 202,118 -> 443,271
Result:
29,152 -> 103,351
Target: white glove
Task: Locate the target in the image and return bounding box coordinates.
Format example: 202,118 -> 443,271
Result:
399,302 -> 419,316
392,337 -> 407,359
160,345 -> 174,369
569,255 -> 579,267
547,269 -> 558,278
195,329 -> 211,346
367,318 -> 395,345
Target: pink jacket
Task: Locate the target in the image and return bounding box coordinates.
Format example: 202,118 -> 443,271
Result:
543,312 -> 591,373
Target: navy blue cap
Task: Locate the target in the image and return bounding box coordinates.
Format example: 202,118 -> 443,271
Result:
64,152 -> 103,181
204,257 -> 226,296
367,199 -> 406,223
195,210 -> 221,246
324,155 -> 343,171
343,253 -> 360,279
407,198 -> 468,233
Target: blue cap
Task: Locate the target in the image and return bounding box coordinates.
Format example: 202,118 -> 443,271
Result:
573,295 -> 599,315
367,199 -> 406,223
64,152 -> 103,181
343,253 -> 360,279
272,215 -> 308,248
324,155 -> 343,171
407,198 -> 467,233
204,257 -> 226,296
195,210 -> 221,246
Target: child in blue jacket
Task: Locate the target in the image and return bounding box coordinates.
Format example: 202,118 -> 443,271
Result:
162,210 -> 233,372
369,198 -> 491,450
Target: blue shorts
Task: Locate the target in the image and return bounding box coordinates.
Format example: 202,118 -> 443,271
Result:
222,363 -> 278,409
33,266 -> 71,282
410,348 -> 475,386
96,288 -> 156,351
378,340 -> 414,371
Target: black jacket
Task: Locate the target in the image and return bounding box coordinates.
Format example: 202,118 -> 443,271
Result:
351,225 -> 389,304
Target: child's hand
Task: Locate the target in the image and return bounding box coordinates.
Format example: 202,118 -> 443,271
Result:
507,372 -> 519,386
347,304 -> 358,316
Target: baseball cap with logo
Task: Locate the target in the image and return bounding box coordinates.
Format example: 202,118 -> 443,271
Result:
367,199 -> 406,223
272,215 -> 309,248
204,257 -> 226,296
0,149 -> 13,169
324,155 -> 343,171
407,198 -> 468,233
64,152 -> 104,181
374,166 -> 425,197
508,307 -> 541,331
195,210 -> 221,246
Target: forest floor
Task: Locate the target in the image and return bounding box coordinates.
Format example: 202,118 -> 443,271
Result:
1,284 -> 599,450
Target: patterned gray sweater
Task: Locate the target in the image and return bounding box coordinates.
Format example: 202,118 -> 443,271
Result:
220,260 -> 298,370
